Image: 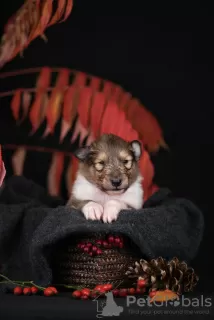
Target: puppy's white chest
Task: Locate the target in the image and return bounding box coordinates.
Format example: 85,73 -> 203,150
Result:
72,174 -> 143,209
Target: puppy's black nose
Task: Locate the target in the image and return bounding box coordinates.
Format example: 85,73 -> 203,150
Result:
111,178 -> 122,188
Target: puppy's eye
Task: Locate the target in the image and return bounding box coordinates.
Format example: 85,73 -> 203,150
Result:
123,159 -> 132,169
95,161 -> 104,171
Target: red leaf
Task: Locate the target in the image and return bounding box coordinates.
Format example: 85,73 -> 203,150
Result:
45,90 -> 63,135
55,68 -> 70,87
0,0 -> 74,69
71,118 -> 89,145
100,101 -> 121,135
11,147 -> 26,176
102,81 -> 113,96
66,155 -> 79,199
47,152 -> 64,196
90,76 -> 101,90
48,0 -> 67,26
60,0 -> 74,22
20,91 -> 32,122
66,154 -> 79,194
29,91 -> 48,133
45,69 -> 70,134
119,92 -> 132,110
61,86 -> 78,141
77,87 -> 93,128
62,86 -> 77,123
89,92 -> 106,138
36,67 -> 52,89
11,89 -> 22,121
110,86 -> 123,104
139,150 -> 155,201
37,0 -> 53,36
73,72 -> 87,86
128,99 -> 163,152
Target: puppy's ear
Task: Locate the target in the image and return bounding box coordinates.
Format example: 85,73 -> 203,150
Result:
129,140 -> 142,161
74,146 -> 91,161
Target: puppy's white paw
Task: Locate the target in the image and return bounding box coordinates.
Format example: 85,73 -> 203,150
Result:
102,200 -> 127,223
82,201 -> 104,221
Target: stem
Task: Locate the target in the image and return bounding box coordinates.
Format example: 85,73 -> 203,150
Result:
3,144 -> 73,157
54,284 -> 83,290
0,274 -> 45,290
15,280 -> 45,291
0,67 -> 89,80
0,274 -> 18,287
0,87 -> 55,98
0,274 -> 83,292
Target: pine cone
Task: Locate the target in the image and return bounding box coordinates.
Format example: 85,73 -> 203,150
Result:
125,257 -> 199,294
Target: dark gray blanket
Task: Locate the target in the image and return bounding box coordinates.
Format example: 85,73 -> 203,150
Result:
0,176 -> 204,291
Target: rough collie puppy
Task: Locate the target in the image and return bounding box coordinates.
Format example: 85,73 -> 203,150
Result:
67,134 -> 143,223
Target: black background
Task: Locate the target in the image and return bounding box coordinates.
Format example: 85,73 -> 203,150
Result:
0,0 -> 213,296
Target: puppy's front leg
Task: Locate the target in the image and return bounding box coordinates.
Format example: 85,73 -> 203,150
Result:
102,200 -> 128,223
67,196 -> 103,221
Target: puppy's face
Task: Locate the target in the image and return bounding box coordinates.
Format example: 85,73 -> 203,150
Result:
74,134 -> 142,195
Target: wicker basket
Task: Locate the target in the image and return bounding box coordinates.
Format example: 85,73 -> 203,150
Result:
51,232 -> 142,289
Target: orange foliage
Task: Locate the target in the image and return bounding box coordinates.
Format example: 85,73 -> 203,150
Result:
0,0 -> 73,69
0,68 -> 167,200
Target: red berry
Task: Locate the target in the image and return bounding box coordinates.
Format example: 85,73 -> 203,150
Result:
86,243 -> 92,247
97,288 -> 106,296
119,288 -> 128,297
84,247 -> 90,253
48,287 -> 58,294
103,284 -> 113,291
89,252 -> 93,256
23,287 -> 32,296
81,288 -> 91,296
96,240 -> 102,246
13,286 -> 23,295
112,289 -> 119,297
149,290 -> 157,298
31,286 -> 39,295
96,249 -> 102,255
135,288 -> 141,294
94,285 -> 105,296
94,285 -> 104,291
44,288 -> 55,297
81,294 -> 89,300
72,290 -> 82,299
137,279 -> 146,288
136,288 -> 145,294
108,235 -> 114,243
114,237 -> 121,246
102,241 -> 109,248
128,288 -> 135,295
92,246 -> 98,252
119,242 -> 123,249
90,290 -> 98,299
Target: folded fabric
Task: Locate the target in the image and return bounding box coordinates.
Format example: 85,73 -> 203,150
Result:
0,176 -> 204,291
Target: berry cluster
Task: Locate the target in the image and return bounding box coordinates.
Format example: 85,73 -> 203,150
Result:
77,235 -> 124,256
71,278 -> 156,300
13,286 -> 58,297
72,283 -> 113,300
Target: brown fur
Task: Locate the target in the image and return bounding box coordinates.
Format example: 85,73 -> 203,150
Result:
67,134 -> 142,211
77,134 -> 141,192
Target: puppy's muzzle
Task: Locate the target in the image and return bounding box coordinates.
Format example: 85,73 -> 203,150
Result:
110,178 -> 122,188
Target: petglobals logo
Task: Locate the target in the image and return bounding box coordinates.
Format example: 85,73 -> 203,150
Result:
126,295 -> 212,309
